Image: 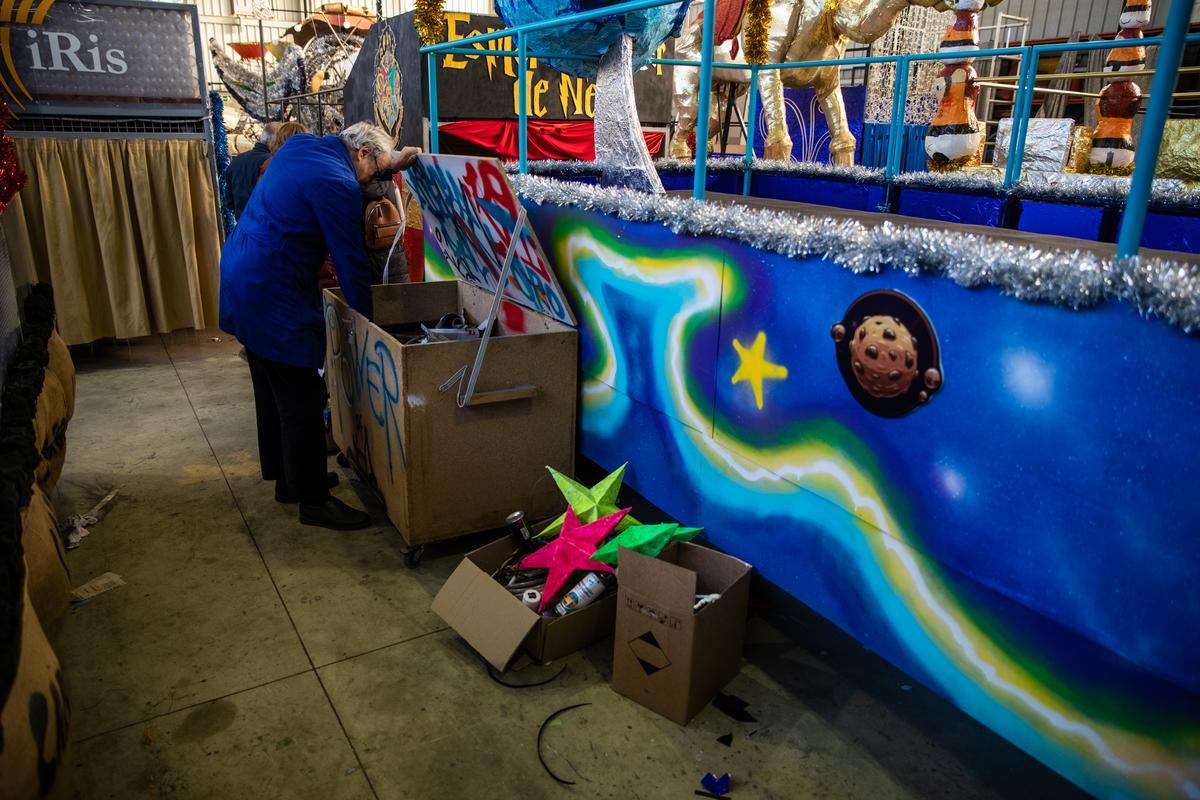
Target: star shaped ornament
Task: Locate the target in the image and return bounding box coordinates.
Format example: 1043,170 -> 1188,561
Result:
519,507 -> 629,613
590,522 -> 703,566
538,464 -> 640,537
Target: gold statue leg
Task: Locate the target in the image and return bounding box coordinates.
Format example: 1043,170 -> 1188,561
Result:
760,66 -> 793,161
816,68 -> 856,166
670,62 -> 701,158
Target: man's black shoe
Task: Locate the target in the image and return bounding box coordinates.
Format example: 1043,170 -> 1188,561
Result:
275,472 -> 340,504
299,497 -> 371,530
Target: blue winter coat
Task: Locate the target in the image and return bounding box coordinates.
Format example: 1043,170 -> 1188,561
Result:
219,134 -> 374,369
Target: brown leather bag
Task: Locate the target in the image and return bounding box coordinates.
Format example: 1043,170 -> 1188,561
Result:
364,197 -> 403,251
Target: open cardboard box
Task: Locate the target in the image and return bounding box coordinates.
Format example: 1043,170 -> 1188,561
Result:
611,542 -> 752,725
324,281 -> 577,545
432,536 -> 618,670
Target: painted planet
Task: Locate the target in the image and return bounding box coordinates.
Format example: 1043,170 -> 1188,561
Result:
495,0 -> 691,78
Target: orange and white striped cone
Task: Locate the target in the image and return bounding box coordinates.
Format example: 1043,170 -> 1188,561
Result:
1090,81 -> 1142,173
926,63 -> 984,170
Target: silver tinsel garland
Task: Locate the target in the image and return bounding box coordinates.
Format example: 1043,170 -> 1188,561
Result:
511,174 -> 1200,334
894,169 -> 1200,211
509,158 -> 1200,210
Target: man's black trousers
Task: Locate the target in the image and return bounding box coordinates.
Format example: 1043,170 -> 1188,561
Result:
245,349 -> 329,504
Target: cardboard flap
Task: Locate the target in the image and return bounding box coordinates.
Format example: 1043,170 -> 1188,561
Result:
405,154 -> 577,328
432,556 -> 539,671
677,543 -> 752,595
619,545 -> 697,612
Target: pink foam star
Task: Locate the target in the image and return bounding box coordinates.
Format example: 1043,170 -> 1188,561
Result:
518,506 -> 629,613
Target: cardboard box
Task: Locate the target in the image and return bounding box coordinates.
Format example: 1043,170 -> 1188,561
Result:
611,542 -> 752,725
432,536 -> 617,670
323,281 -> 577,545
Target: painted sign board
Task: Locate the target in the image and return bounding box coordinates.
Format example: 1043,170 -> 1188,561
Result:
343,11 -> 676,150
0,0 -> 204,115
405,153 -> 576,326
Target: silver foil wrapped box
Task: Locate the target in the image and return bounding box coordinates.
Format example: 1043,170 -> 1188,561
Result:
993,118 -> 1076,176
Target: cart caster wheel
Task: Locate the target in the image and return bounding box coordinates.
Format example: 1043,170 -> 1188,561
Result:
336,452 -> 349,468
405,546 -> 425,568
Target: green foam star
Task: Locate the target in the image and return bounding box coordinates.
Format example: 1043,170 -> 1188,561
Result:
590,522 -> 703,566
538,463 -> 641,537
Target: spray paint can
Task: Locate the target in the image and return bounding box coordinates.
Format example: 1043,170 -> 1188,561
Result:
521,589 -> 542,610
553,572 -> 615,617
506,510 -> 534,551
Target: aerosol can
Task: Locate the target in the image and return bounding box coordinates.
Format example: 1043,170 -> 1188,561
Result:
553,572 -> 615,616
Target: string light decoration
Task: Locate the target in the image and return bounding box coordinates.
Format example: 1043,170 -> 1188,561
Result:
865,6 -> 948,124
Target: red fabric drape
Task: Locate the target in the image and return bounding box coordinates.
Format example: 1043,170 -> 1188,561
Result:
438,119 -> 664,161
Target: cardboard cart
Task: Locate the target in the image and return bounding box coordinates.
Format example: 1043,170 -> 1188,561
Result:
323,154 -> 579,561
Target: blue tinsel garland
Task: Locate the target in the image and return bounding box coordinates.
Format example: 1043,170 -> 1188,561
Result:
209,91 -> 237,236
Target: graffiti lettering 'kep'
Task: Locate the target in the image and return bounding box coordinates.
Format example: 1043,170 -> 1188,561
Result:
326,302 -> 405,480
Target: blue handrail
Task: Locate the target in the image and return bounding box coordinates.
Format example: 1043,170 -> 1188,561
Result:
420,0 -> 1200,255
693,0 -> 717,198
518,32 -> 528,173
743,65 -> 759,196
1117,0 -> 1197,257
419,0 -> 688,53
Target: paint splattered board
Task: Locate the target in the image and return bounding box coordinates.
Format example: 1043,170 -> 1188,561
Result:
406,154 -> 576,326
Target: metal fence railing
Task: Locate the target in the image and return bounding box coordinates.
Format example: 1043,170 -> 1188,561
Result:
421,0 -> 1200,258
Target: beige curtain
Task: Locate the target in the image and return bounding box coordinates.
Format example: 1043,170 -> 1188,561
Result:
1,138 -> 222,345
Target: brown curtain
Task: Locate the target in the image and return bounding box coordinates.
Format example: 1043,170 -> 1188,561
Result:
1,138 -> 222,345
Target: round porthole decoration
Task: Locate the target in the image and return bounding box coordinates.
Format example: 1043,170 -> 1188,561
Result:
831,290 -> 942,418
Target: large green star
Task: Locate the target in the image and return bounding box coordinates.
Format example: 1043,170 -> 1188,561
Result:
590,523 -> 703,566
538,463 -> 641,537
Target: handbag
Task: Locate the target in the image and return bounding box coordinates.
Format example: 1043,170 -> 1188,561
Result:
364,196 -> 403,251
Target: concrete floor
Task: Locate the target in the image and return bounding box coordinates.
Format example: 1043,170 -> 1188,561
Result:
52,331 -> 1088,800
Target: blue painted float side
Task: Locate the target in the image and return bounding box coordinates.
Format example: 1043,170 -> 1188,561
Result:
660,168 -> 741,194
896,187 -> 1005,226
1137,210 -> 1200,255
1016,200 -> 1107,240
509,201 -> 1200,800
751,173 -> 886,211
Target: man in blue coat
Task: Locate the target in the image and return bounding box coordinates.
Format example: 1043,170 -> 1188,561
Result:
220,123 -> 419,530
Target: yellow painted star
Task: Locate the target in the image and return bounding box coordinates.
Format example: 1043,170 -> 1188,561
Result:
731,331 -> 788,411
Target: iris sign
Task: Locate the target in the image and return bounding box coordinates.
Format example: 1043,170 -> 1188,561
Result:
0,0 -> 202,113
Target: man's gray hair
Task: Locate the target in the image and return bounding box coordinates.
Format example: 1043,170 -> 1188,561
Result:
339,122 -> 393,158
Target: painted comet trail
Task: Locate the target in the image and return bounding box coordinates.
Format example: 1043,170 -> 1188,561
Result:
425,202 -> 1200,799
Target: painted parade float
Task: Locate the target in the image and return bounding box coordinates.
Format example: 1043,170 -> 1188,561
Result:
348,0 -> 1200,796
210,2 -> 378,134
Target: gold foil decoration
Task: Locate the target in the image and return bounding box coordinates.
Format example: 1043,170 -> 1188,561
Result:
1157,119 -> 1200,182
414,0 -> 446,45
813,0 -> 845,47
927,150 -> 982,173
743,0 -> 772,65
1087,162 -> 1135,177
1066,127 -> 1093,173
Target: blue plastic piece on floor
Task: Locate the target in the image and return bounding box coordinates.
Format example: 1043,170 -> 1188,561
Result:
701,772 -> 731,796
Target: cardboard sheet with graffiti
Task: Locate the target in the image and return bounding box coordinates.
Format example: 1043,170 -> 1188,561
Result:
405,154 -> 575,326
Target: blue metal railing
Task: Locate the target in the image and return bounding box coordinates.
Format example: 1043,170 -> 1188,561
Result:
419,0 -> 1200,257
